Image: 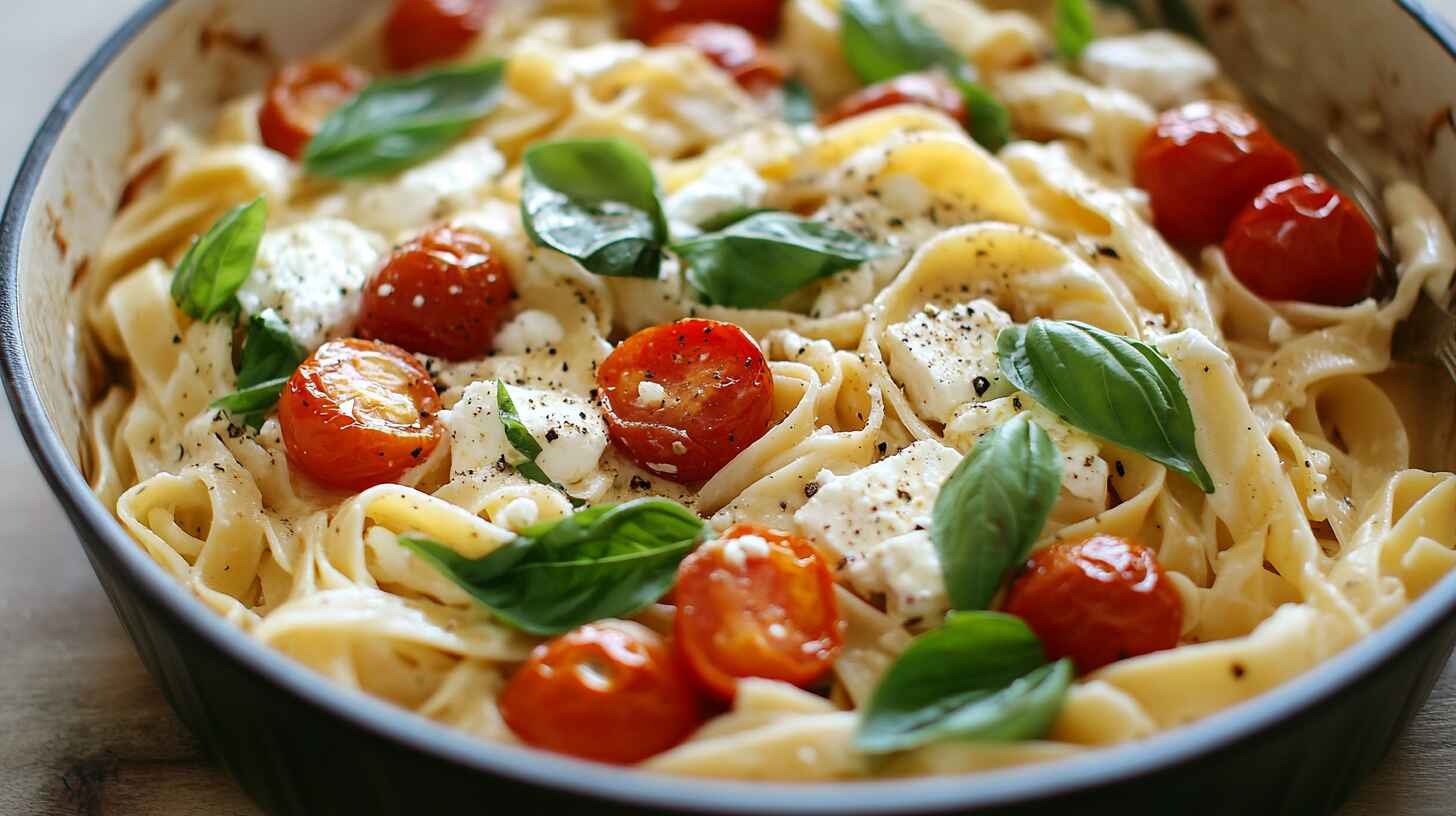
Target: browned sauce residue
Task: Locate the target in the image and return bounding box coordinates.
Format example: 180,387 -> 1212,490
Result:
71,255 -> 91,291
1209,0 -> 1236,24
1425,106 -> 1455,154
142,68 -> 160,96
48,206 -> 68,260
117,154 -> 168,213
198,26 -> 273,62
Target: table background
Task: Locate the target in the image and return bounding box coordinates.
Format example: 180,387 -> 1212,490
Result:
2,1 -> 1455,814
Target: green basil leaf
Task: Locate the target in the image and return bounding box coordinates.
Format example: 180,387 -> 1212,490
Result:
521,138 -> 669,279
1053,0 -> 1098,60
783,77 -> 818,125
212,378 -> 289,415
947,66 -> 1013,153
933,414 -> 1061,612
495,380 -> 585,508
303,60 -> 507,179
695,206 -> 775,234
399,498 -> 711,635
1158,0 -> 1206,41
673,212 -> 889,309
998,319 -> 1215,493
211,309 -> 305,427
170,197 -> 267,321
855,612 -> 1073,754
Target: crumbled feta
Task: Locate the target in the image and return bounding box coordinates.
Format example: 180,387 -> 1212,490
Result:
1081,32 -> 1218,110
884,299 -> 1014,424
719,534 -> 771,570
342,137 -> 506,236
236,219 -> 387,348
494,310 -> 565,356
494,497 -> 540,532
444,381 -> 608,486
636,380 -> 669,409
664,158 -> 767,233
865,530 -> 950,626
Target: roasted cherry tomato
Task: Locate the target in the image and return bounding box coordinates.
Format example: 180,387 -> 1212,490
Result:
1135,102 -> 1302,248
597,319 -> 774,484
1223,174 -> 1380,306
652,23 -> 787,93
821,71 -> 966,127
357,225 -> 515,361
499,620 -> 703,764
1003,536 -> 1183,674
631,0 -> 784,41
674,525 -> 843,700
258,61 -> 369,160
278,339 -> 442,491
384,0 -> 493,71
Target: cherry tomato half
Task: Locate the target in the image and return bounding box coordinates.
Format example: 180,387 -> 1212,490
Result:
597,319 -> 774,484
278,339 -> 442,491
821,71 -> 966,128
357,225 -> 515,361
258,61 -> 369,160
1135,102 -> 1302,248
652,23 -> 787,94
1223,174 -> 1380,306
631,0 -> 785,41
499,620 -> 703,764
1003,536 -> 1183,674
674,525 -> 843,700
384,0 -> 493,71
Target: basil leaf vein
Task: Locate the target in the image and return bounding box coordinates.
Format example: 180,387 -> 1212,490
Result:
495,380 -> 585,508
998,319 -> 1214,493
673,212 -> 889,309
303,60 -> 507,179
1053,0 -> 1098,60
170,197 -> 267,321
212,308 -> 306,427
399,498 -> 711,635
933,414 -> 1062,612
855,612 -> 1073,753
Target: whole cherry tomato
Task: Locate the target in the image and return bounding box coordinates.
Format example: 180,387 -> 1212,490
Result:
674,525 -> 843,700
652,23 -> 787,93
596,319 -> 774,484
278,339 -> 442,491
258,61 -> 369,160
384,0 -> 493,71
1223,174 -> 1380,306
631,0 -> 784,41
1135,102 -> 1302,248
357,225 -> 515,361
821,71 -> 966,127
1003,536 -> 1183,674
499,620 -> 704,764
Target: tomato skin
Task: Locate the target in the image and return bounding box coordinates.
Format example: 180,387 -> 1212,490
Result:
652,23 -> 787,93
821,71 -> 966,127
631,0 -> 784,41
278,339 -> 442,491
384,0 -> 492,71
258,61 -> 369,160
357,225 -> 515,361
1003,536 -> 1182,674
674,525 -> 843,700
1135,102 -> 1302,248
499,621 -> 703,764
597,319 -> 774,484
1223,175 -> 1380,306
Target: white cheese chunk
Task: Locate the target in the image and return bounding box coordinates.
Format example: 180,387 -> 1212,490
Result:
1081,32 -> 1218,110
793,440 -> 962,626
664,158 -> 767,234
493,310 -> 565,356
236,219 -> 386,349
444,380 -> 608,487
884,299 -> 1014,424
342,136 -> 506,237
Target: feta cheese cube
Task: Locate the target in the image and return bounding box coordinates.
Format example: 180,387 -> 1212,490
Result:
444,380 -> 608,487
341,137 -> 506,237
883,299 -> 1014,424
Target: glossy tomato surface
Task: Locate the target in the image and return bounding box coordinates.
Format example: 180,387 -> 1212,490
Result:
278,339 -> 441,491
1003,536 -> 1183,674
821,71 -> 966,127
1135,102 -> 1302,248
384,0 -> 492,71
1223,174 -> 1380,306
258,61 -> 369,160
631,0 -> 784,41
499,621 -> 703,764
357,225 -> 515,361
652,23 -> 787,93
674,525 -> 842,700
597,319 -> 774,484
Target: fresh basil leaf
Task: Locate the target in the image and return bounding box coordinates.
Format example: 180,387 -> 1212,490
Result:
495,380 -> 585,508
212,377 -> 289,416
170,197 -> 267,321
673,212 -> 889,309
399,498 -> 711,635
783,77 -> 818,126
303,60 -> 507,179
695,206 -> 775,234
1053,0 -> 1097,60
522,138 -> 669,279
1158,0 -> 1206,41
933,414 -> 1061,612
855,612 -> 1073,753
998,319 -> 1215,493
947,66 -> 1013,153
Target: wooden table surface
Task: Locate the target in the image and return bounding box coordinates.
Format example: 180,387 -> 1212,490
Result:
2,1 -> 1455,813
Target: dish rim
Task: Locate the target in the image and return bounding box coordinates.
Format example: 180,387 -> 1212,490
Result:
3,1 -> 1456,812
